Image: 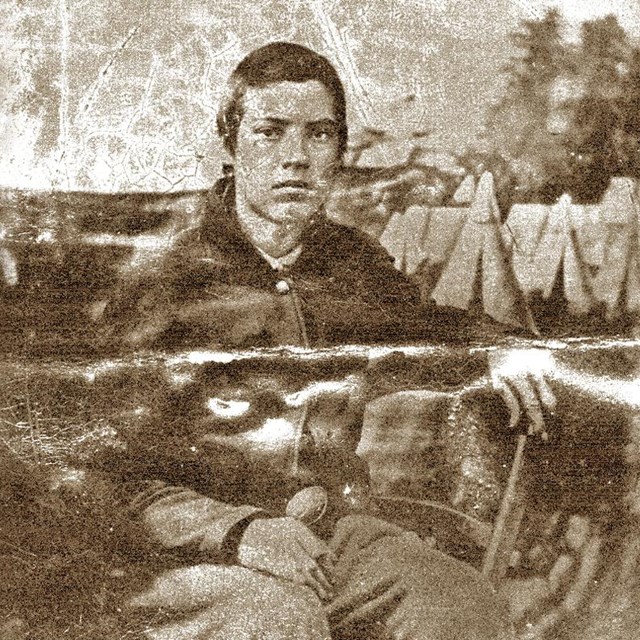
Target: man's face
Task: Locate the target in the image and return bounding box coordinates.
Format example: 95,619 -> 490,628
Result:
233,80 -> 341,229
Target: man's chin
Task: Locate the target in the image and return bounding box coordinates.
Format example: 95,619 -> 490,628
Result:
267,204 -> 319,227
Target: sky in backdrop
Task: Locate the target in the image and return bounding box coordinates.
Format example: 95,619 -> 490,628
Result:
2,0 -> 640,191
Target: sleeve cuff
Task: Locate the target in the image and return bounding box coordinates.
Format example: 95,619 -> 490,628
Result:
200,505 -> 265,553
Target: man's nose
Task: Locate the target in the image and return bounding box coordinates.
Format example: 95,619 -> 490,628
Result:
281,131 -> 310,168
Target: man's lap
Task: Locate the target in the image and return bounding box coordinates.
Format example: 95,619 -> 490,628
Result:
128,564 -> 330,639
127,515 -> 513,640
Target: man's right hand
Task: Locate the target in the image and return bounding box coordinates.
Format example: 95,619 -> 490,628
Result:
237,517 -> 335,601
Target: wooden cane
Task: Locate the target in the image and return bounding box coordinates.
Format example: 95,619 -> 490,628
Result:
481,432 -> 528,584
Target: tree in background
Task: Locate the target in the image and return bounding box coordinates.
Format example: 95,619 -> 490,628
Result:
482,9 -> 570,203
480,10 -> 640,205
617,47 -> 640,177
565,16 -> 631,201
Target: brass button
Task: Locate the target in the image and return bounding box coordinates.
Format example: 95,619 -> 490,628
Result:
276,279 -> 290,295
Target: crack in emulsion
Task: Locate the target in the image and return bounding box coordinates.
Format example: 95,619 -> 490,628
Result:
77,25 -> 141,120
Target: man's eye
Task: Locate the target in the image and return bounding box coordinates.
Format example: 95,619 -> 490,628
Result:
311,129 -> 336,142
255,126 -> 282,139
310,128 -> 337,142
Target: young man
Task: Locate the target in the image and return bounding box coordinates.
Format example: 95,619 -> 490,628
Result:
100,43 -> 515,639
102,44 -> 456,351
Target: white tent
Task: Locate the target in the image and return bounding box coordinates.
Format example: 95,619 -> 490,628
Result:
420,207 -> 467,268
505,194 -> 595,315
379,205 -> 466,277
592,177 -> 640,315
379,207 -> 427,274
452,174 -> 476,205
431,172 -> 535,330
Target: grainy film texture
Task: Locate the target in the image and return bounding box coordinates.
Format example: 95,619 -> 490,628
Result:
2,2 -> 640,639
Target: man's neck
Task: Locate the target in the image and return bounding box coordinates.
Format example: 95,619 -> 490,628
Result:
235,201 -> 306,259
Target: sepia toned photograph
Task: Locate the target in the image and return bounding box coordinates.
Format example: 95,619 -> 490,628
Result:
2,1 -> 640,638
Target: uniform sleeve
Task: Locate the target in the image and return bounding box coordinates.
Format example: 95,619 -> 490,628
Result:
94,228 -> 216,352
122,479 -> 265,556
332,234 -> 465,344
351,234 -> 525,345
70,454 -> 267,561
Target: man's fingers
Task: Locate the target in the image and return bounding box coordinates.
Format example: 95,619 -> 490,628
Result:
495,373 -> 554,437
294,561 -> 332,601
311,563 -> 334,595
298,554 -> 333,594
296,543 -> 334,594
308,567 -> 334,601
299,572 -> 331,601
327,576 -> 405,631
494,378 -> 521,429
536,374 -> 557,412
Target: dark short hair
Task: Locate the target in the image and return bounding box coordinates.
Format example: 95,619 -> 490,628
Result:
217,42 -> 348,159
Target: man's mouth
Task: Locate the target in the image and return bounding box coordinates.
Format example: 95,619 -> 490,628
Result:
273,180 -> 312,191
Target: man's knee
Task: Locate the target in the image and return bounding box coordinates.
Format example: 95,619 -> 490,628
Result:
242,572 -> 330,639
333,531 -> 514,640
129,564 -> 330,639
380,540 -> 514,640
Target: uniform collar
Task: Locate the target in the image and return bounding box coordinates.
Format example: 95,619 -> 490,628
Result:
255,245 -> 303,271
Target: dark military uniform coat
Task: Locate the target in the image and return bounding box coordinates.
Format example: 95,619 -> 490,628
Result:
98,176 -> 426,554
101,177 -> 473,352
96,176 -> 505,553
84,178 -> 515,638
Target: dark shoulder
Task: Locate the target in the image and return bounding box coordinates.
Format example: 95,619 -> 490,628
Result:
308,218 -> 424,312
311,219 -> 397,270
141,181 -> 237,287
